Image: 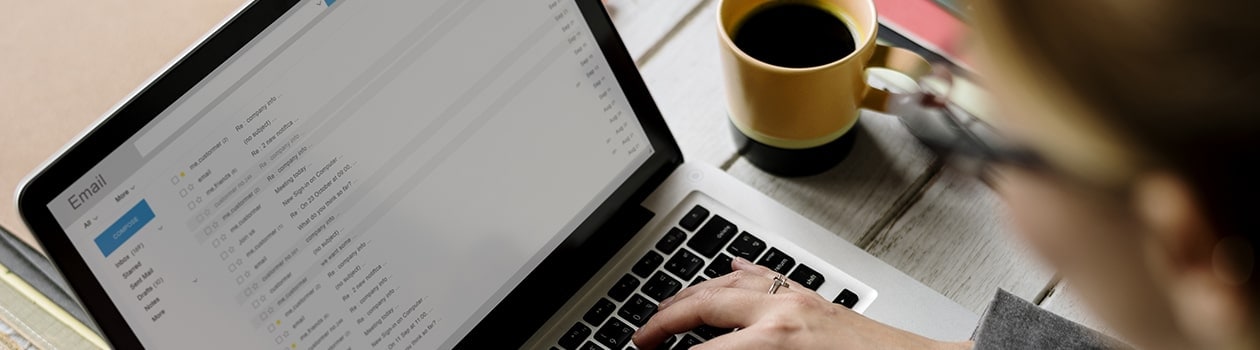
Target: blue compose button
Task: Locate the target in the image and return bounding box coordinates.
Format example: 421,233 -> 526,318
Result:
95,200 -> 155,257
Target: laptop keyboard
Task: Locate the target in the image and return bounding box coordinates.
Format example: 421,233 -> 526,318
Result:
553,205 -> 863,350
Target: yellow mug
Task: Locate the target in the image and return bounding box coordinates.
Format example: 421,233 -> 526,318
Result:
718,0 -> 931,176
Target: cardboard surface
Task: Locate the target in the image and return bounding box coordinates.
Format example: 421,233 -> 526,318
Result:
0,0 -> 248,253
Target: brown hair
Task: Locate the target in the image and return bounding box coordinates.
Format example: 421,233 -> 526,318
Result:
976,0 -> 1259,283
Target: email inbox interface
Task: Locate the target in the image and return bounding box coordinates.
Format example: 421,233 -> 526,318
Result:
50,0 -> 650,348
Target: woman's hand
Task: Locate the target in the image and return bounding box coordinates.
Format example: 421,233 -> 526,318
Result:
632,257 -> 972,349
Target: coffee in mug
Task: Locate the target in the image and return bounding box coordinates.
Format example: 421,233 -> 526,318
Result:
718,0 -> 931,176
733,3 -> 856,69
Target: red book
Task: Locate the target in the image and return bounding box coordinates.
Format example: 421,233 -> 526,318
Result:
874,0 -> 974,69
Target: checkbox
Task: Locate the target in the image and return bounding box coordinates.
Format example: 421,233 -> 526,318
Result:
179,189 -> 188,197
212,222 -> 219,229
274,336 -> 283,344
220,251 -> 229,260
229,264 -> 237,272
188,201 -> 197,210
204,226 -> 213,235
187,184 -> 194,191
171,176 -> 180,185
195,196 -> 203,204
267,324 -> 276,332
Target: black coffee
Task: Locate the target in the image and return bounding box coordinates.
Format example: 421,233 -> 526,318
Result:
733,3 -> 856,68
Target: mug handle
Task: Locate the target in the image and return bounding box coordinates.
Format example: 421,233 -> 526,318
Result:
860,45 -> 934,112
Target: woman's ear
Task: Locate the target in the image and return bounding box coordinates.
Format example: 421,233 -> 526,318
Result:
1134,173 -> 1254,348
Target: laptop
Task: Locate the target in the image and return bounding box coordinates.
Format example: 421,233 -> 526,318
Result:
16,0 -> 977,348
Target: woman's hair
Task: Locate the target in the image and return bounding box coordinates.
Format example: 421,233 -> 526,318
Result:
976,0 -> 1258,284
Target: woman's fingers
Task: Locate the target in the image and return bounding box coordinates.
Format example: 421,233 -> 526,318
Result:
633,287 -> 770,349
659,273 -> 783,310
730,256 -> 779,276
691,330 -> 780,350
636,258 -> 814,349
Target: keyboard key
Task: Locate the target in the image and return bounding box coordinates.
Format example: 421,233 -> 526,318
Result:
689,277 -> 706,287
726,232 -> 767,261
679,205 -> 709,231
703,254 -> 734,278
687,215 -> 739,257
788,264 -> 825,290
618,294 -> 658,326
663,249 -> 705,281
632,251 -> 665,278
756,248 -> 796,274
559,323 -> 591,350
674,334 -> 704,349
663,335 -> 678,348
642,271 -> 683,302
833,289 -> 860,309
693,325 -> 733,340
581,341 -> 605,350
609,274 -> 641,302
584,298 -> 617,326
656,228 -> 687,254
594,318 -> 635,349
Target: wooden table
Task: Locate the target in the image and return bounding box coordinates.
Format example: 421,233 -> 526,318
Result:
0,0 -> 1107,338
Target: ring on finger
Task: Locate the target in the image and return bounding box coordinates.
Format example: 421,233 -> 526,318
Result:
767,274 -> 790,294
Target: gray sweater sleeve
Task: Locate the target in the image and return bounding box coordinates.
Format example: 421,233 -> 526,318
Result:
971,289 -> 1130,350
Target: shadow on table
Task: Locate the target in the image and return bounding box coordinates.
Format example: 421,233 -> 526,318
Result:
728,113 -> 939,243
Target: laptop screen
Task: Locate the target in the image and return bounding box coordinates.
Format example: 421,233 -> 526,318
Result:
42,0 -> 652,348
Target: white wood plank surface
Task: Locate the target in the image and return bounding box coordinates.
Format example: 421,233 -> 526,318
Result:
632,0 -> 741,165
1039,282 -> 1122,339
867,169 -> 1054,313
605,0 -> 709,61
726,113 -> 936,243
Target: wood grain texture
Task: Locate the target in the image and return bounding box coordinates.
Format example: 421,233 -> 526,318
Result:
867,168 -> 1054,313
1039,282 -> 1125,340
632,0 -> 742,166
604,0 -> 708,61
727,112 -> 936,243
0,0 -> 251,252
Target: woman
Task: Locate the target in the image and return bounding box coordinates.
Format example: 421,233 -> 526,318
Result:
631,0 -> 1259,349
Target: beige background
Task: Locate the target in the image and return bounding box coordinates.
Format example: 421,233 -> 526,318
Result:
0,0 -> 249,252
